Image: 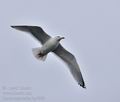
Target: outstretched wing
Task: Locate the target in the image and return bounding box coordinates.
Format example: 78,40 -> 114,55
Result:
53,44 -> 86,88
11,25 -> 51,44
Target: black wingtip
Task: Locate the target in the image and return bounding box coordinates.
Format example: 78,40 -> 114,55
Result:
11,25 -> 21,28
11,26 -> 15,28
80,84 -> 86,89
82,85 -> 86,89
79,82 -> 86,89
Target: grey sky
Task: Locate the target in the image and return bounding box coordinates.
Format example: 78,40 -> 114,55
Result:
0,0 -> 120,102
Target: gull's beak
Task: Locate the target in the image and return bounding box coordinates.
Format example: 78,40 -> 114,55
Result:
60,37 -> 65,40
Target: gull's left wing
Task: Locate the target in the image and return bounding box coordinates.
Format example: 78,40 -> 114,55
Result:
53,44 -> 86,88
11,25 -> 51,44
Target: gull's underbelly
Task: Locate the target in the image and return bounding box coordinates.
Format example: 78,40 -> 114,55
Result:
40,39 -> 59,55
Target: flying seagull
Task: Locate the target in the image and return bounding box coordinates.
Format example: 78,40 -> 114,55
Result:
11,25 -> 86,88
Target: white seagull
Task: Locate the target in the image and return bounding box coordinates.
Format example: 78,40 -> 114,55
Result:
11,25 -> 86,88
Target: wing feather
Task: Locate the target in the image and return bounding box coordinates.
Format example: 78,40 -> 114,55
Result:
53,44 -> 86,88
11,25 -> 51,44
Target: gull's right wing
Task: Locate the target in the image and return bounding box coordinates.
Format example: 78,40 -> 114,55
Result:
53,44 -> 86,88
11,25 -> 51,44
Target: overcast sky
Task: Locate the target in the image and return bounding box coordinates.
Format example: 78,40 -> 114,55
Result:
0,0 -> 120,102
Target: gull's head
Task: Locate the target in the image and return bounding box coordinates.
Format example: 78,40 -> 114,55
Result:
55,36 -> 65,42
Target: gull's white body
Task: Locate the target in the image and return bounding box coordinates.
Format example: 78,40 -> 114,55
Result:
40,37 -> 60,55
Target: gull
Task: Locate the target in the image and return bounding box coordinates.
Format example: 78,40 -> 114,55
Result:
11,25 -> 86,88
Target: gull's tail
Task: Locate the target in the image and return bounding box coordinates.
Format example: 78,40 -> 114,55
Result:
32,47 -> 47,61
